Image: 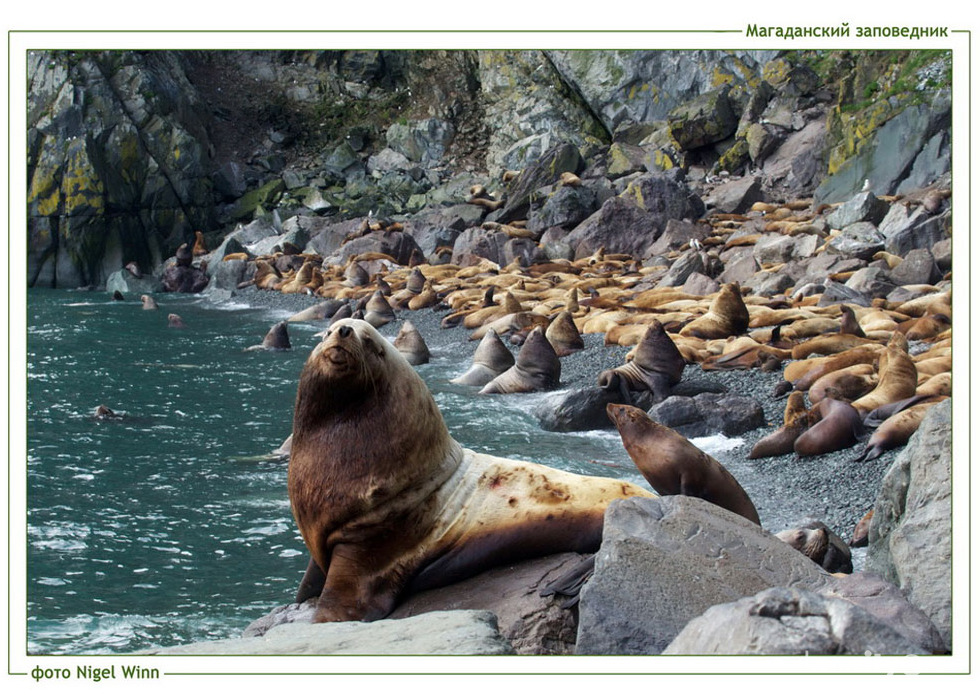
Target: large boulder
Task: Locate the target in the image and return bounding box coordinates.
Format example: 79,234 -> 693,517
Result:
664,587 -> 927,655
866,400 -> 952,651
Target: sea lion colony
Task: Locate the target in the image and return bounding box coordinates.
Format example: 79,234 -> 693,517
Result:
255,187 -> 951,622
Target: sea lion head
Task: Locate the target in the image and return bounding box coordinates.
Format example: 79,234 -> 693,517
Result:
306,318 -> 389,391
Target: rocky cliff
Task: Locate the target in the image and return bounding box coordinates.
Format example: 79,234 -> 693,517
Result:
26,48 -> 951,288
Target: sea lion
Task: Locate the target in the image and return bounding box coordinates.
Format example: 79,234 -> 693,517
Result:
192,230 -> 208,256
793,398 -> 865,458
112,290 -> 125,301
848,337 -> 918,416
287,300 -> 347,323
141,295 -> 159,310
807,363 -> 878,404
175,242 -> 193,268
392,320 -> 430,366
544,310 -> 585,357
678,283 -> 750,340
167,313 -> 186,329
450,329 -> 516,387
597,320 -> 685,404
855,396 -> 948,461
287,318 -> 659,623
849,509 -> 873,548
363,290 -> 396,328
747,391 -> 809,459
480,326 -> 561,395
246,321 -> 291,352
606,403 -> 760,525
93,404 -> 122,420
776,521 -> 852,573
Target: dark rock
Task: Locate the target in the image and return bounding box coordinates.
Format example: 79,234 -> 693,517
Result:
827,221 -> 885,261
826,191 -> 890,229
647,393 -> 763,438
534,387 -> 655,432
451,227 -> 510,266
844,267 -> 898,299
499,143 -> 584,222
644,219 -> 712,257
161,263 -> 209,293
656,248 -> 706,288
888,248 -> 941,286
328,230 -> 424,267
668,86 -> 737,150
527,185 -> 599,232
879,205 -> 950,256
817,281 -> 873,307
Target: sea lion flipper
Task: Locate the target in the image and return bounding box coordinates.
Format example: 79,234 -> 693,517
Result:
295,557 -> 327,604
539,555 -> 596,599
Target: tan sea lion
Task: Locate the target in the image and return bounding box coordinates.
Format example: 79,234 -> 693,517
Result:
192,230 -> 208,256
679,283 -> 750,340
793,398 -> 864,458
597,320 -> 685,403
747,391 -> 809,459
479,326 -> 561,395
848,337 -> 918,415
606,403 -> 760,525
167,313 -> 185,329
363,290 -> 396,328
849,509 -> 874,548
140,294 -> 159,310
392,320 -> 430,366
544,311 -> 585,357
287,318 -> 659,623
450,329 -> 516,387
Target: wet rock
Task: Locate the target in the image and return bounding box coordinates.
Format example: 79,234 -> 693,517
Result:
534,387 -> 655,432
648,393 -> 764,438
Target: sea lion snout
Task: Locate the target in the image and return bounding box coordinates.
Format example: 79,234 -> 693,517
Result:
337,324 -> 353,339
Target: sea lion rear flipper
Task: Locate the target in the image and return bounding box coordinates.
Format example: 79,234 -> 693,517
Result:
538,554 -> 596,605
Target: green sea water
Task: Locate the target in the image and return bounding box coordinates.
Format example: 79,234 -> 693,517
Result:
24,288 -> 651,655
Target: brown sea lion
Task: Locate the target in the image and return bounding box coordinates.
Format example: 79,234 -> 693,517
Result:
597,320 -> 685,403
747,391 -> 809,459
784,344 -> 883,391
679,283 -> 750,340
849,509 -> 874,548
287,318 -> 659,623
141,294 -> 159,310
392,320 -> 430,366
606,403 -> 760,525
793,398 -> 865,457
287,300 -> 347,323
839,304 -> 866,337
480,326 -> 561,395
192,230 -> 208,256
246,321 -> 291,352
93,404 -> 122,420
544,310 -> 585,357
776,521 -> 852,573
167,313 -> 185,329
451,329 -> 516,387
856,396 -> 948,461
807,363 -> 878,404
175,242 -> 193,268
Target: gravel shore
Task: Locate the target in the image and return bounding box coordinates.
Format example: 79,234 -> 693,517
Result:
214,286 -> 898,569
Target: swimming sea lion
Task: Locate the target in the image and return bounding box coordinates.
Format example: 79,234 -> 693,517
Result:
392,320 -> 431,366
793,398 -> 864,457
747,391 -> 809,459
287,318 -> 658,623
141,295 -> 159,310
480,326 -> 561,395
606,403 -> 760,525
450,329 -> 516,387
246,321 -> 291,352
112,290 -> 125,301
93,404 -> 122,420
167,313 -> 185,329
597,320 -> 685,403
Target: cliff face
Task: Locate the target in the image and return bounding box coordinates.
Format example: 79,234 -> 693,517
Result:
26,48 -> 951,288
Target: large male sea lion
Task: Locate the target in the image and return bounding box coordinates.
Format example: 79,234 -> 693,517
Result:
287,318 -> 659,623
597,320 -> 685,403
606,403 -> 760,525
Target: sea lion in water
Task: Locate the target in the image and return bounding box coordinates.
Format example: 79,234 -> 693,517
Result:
451,329 -> 516,387
747,391 -> 809,459
479,326 -> 561,395
776,521 -> 852,573
793,398 -> 864,457
287,318 -> 659,623
392,320 -> 430,366
167,313 -> 186,329
606,403 -> 760,525
141,295 -> 159,310
246,321 -> 291,352
597,320 -> 685,404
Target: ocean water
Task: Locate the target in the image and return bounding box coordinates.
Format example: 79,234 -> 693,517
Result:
24,288 -> 676,655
